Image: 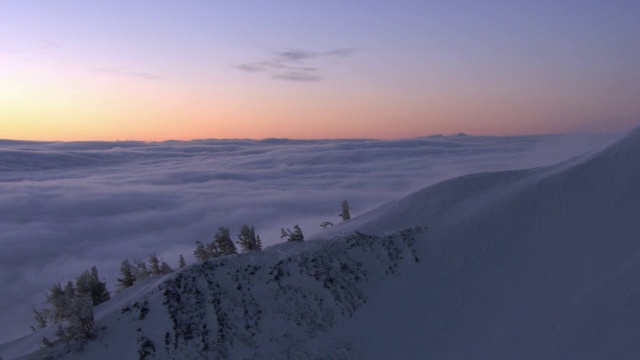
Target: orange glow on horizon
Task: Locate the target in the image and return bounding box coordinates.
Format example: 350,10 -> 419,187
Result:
2,62 -> 638,142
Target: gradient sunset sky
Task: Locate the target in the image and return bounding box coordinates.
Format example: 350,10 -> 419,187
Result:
1,1 -> 639,141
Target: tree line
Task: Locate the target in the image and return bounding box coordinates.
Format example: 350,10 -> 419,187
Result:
31,222 -> 298,348
31,200 -> 352,349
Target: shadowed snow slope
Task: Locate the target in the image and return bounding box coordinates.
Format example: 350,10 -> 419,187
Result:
2,128 -> 640,359
317,125 -> 640,359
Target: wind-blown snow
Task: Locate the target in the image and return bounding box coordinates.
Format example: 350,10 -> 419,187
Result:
0,133 -> 619,345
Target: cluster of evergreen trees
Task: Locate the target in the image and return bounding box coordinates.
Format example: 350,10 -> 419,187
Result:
117,253 -> 175,291
31,200 -> 353,348
281,225 -> 304,242
33,254 -> 179,346
33,267 -> 110,345
194,225 -> 263,262
192,223 -> 308,263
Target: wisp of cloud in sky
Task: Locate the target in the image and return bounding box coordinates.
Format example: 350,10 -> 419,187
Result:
234,47 -> 357,82
92,66 -> 162,81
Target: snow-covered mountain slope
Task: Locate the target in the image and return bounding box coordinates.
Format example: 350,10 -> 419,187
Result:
317,126 -> 640,359
1,228 -> 424,360
3,127 -> 640,359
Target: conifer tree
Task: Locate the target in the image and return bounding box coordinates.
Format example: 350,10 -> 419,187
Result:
281,225 -> 304,242
214,227 -> 237,255
62,281 -> 76,319
31,305 -> 48,330
148,253 -> 161,276
194,241 -> 208,262
160,261 -> 173,274
67,292 -> 95,340
76,266 -> 110,306
117,259 -> 135,291
45,283 -> 66,324
133,260 -> 150,282
55,325 -> 67,345
42,280 -> 95,341
194,240 -> 220,262
237,224 -> 262,252
178,254 -> 186,268
340,200 -> 351,221
90,266 -> 111,304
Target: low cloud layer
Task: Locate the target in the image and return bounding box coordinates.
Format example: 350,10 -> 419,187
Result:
0,132 -> 620,343
234,47 -> 357,82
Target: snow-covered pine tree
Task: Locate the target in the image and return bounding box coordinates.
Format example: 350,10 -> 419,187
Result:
237,224 -> 262,252
194,241 -> 220,262
117,259 -> 135,291
62,281 -> 76,321
31,305 -> 48,330
148,253 -> 161,276
214,227 -> 237,255
45,283 -> 66,325
66,291 -> 95,340
281,225 -> 304,242
160,261 -> 173,274
75,271 -> 92,296
76,266 -> 110,306
43,281 -> 95,342
194,241 -> 208,263
178,254 -> 186,268
340,200 -> 351,221
133,260 -> 150,282
89,266 -> 110,304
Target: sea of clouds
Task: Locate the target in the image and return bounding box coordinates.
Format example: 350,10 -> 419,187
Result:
0,132 -> 621,344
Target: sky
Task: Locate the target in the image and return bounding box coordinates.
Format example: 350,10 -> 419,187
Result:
0,131 -> 621,344
1,1 -> 639,141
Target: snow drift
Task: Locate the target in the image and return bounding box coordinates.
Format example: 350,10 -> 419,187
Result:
3,126 -> 640,359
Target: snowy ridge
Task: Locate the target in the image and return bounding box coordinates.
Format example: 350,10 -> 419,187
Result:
324,126 -> 634,236
5,228 -> 422,359
320,126 -> 640,359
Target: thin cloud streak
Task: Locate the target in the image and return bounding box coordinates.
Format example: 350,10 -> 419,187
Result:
38,39 -> 62,49
272,71 -> 322,82
275,49 -> 319,61
93,66 -> 162,81
325,48 -> 357,57
234,47 -> 357,82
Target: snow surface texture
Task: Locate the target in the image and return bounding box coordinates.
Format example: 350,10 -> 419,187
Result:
0,133 -> 618,344
315,126 -> 640,359
5,126 -> 640,359
3,228 -> 423,360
